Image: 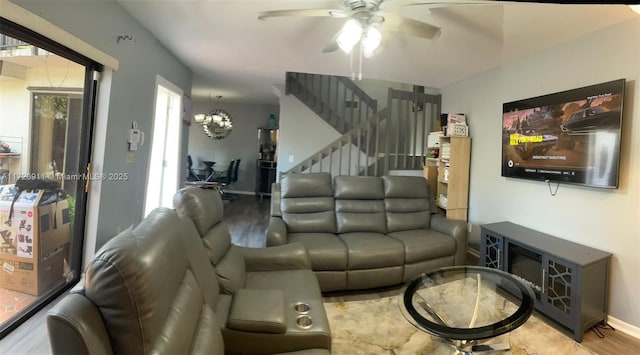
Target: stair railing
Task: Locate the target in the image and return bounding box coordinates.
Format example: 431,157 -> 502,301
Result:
283,75 -> 441,178
285,109 -> 388,176
286,72 -> 378,134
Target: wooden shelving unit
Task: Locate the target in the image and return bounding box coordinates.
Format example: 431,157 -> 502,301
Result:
435,136 -> 471,221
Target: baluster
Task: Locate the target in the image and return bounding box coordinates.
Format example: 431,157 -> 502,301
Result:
319,75 -> 324,114
327,76 -> 331,119
328,146 -> 333,176
356,127 -> 361,175
374,114 -> 380,176
350,89 -> 355,130
412,99 -> 419,169
334,77 -> 340,128
365,120 -> 371,176
395,97 -> 401,170
338,137 -> 343,176
347,134 -> 353,175
384,89 -> 393,175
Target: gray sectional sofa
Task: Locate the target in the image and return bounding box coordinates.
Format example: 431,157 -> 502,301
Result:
46,187 -> 331,355
267,173 -> 468,292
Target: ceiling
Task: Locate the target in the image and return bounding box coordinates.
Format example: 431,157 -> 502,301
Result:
115,0 -> 638,105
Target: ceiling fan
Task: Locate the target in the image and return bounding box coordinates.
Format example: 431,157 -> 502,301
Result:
258,0 -> 470,57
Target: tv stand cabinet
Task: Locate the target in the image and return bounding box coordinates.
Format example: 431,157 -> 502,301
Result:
480,222 -> 611,342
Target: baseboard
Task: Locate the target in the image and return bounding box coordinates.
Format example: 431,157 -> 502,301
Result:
607,315 -> 640,339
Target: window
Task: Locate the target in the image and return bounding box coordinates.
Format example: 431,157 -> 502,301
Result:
0,18 -> 101,337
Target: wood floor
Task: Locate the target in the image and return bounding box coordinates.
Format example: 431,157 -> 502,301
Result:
1,194 -> 638,354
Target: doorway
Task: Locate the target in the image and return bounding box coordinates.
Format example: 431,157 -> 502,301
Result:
144,77 -> 183,217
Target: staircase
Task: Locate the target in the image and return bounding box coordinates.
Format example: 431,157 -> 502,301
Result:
286,72 -> 379,134
284,72 -> 442,177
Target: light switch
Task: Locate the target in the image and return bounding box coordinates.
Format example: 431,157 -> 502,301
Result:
288,155 -> 294,163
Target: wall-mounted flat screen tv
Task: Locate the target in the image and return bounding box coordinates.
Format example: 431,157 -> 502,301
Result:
502,79 -> 625,188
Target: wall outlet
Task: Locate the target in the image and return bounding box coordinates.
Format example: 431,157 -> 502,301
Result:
288,155 -> 294,163
468,222 -> 473,233
127,152 -> 135,164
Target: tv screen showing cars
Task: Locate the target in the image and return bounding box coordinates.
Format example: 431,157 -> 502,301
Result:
502,79 -> 625,188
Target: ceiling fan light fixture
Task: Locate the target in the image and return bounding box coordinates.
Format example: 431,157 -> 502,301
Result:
362,26 -> 381,58
337,19 -> 363,53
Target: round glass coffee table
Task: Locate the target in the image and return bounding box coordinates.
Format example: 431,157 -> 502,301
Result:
401,266 -> 535,354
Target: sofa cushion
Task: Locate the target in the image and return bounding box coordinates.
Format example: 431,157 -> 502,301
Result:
283,210 -> 337,234
288,233 -> 347,271
334,176 -> 384,199
385,208 -> 430,233
202,222 -> 234,265
281,172 -> 333,198
388,229 -> 456,263
382,175 -> 430,198
383,176 -> 432,233
336,210 -> 386,234
215,247 -> 246,294
174,186 -> 224,236
338,233 -> 405,269
334,176 -> 386,234
281,173 -> 336,234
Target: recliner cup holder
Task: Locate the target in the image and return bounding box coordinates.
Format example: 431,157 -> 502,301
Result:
294,302 -> 311,314
296,315 -> 313,329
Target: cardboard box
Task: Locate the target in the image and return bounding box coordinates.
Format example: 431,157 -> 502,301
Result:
0,185 -> 70,295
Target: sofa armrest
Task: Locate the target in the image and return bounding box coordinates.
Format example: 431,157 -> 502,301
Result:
227,288 -> 287,334
235,243 -> 311,271
47,293 -> 113,355
430,214 -> 468,265
266,216 -> 288,246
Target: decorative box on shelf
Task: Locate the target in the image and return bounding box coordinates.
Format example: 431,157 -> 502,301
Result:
427,131 -> 444,148
447,123 -> 469,137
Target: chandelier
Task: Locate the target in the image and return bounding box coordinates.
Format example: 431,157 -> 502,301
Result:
194,95 -> 233,140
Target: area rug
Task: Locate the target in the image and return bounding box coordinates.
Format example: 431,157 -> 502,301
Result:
324,295 -> 596,354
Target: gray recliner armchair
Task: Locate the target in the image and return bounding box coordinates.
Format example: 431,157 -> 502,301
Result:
46,194 -> 331,354
173,187 -> 331,354
46,208 -> 226,355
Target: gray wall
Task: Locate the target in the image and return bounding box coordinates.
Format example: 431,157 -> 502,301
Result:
14,0 -> 193,250
188,101 -> 279,193
441,18 -> 640,330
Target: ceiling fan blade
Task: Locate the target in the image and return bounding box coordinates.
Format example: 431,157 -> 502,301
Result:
322,30 -> 341,53
258,9 -> 348,20
401,1 -> 490,7
384,13 -> 441,39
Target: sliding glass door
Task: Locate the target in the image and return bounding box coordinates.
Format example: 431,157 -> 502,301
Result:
0,18 -> 100,337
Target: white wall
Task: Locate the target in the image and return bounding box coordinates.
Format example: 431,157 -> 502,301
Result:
274,84 -> 343,175
188,101 -> 279,193
13,0 -> 193,251
441,18 -> 640,332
